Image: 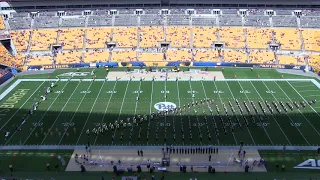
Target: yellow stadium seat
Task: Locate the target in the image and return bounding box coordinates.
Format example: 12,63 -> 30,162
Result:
31,29 -> 58,51
249,50 -> 275,64
166,49 -> 191,61
278,55 -> 305,65
0,16 -> 6,30
193,49 -> 218,62
138,53 -> 164,61
246,28 -> 272,49
27,55 -> 53,65
0,45 -> 25,67
273,28 -> 301,50
166,27 -> 190,48
86,27 -> 112,49
56,51 -> 82,64
221,50 -> 246,63
140,27 -> 164,48
10,30 -> 31,52
308,54 -> 320,69
193,27 -> 218,48
111,50 -> 136,62
219,27 -> 245,48
58,28 -> 84,50
83,50 -> 109,63
302,29 -> 320,51
113,27 -> 138,47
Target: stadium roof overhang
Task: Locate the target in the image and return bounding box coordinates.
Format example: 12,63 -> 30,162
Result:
3,0 -> 320,8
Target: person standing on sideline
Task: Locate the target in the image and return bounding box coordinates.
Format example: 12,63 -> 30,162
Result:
209,155 -> 212,161
138,150 -> 140,156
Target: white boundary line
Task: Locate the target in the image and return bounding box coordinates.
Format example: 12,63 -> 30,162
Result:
224,81 -> 256,146
298,90 -> 320,93
249,81 -> 292,145
236,81 -> 273,145
39,81 -> 82,145
0,79 -> 22,101
93,81 -> 118,145
274,81 -> 320,137
261,81 -> 310,146
58,80 -> 99,145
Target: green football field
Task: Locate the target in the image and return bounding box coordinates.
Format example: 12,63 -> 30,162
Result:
0,68 -> 320,147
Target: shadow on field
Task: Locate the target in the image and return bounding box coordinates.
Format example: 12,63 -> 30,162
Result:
1,107 -> 320,146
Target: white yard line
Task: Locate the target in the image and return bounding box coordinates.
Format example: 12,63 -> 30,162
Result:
59,80 -> 101,145
237,81 -> 273,145
287,81 -> 320,118
111,81 -> 130,145
293,85 -> 316,88
39,82 -> 82,145
128,80 -> 142,146
261,81 -> 310,146
274,81 -> 320,137
19,81 -> 73,145
249,81 -> 292,145
224,81 -> 256,145
188,80 -> 202,146
0,81 -> 45,131
200,81 -> 221,145
92,81 -> 118,145
298,90 -> 320,93
176,80 -> 184,146
146,80 -> 154,146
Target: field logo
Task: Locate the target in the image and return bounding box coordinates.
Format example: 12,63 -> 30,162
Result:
154,102 -> 176,111
294,159 -> 320,170
58,72 -> 90,77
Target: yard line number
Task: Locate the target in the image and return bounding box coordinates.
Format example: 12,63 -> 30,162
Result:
266,90 -> 276,94
214,90 -> 224,94
133,90 -> 143,94
106,91 -> 117,94
94,123 -> 106,127
32,122 -> 43,127
62,122 -> 74,127
161,90 -> 170,94
240,90 -> 251,94
80,90 -> 91,94
55,90 -> 64,94
290,122 -> 302,127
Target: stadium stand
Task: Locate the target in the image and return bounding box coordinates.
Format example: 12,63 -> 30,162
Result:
166,26 -> 190,48
0,69 -> 8,78
0,7 -> 319,72
166,49 -> 192,61
83,50 -> 110,63
246,28 -> 272,49
10,30 -> 31,52
193,27 -> 218,48
138,53 -> 164,62
278,55 -> 305,65
140,26 -> 164,48
113,27 -> 138,47
26,55 -> 53,66
221,49 -> 247,63
58,28 -> 85,49
85,27 -> 112,49
30,29 -> 58,51
0,16 -> 6,30
273,28 -> 301,50
248,50 -> 275,64
302,29 -> 320,51
56,51 -> 82,64
193,49 -> 219,62
111,50 -> 136,62
219,27 -> 245,48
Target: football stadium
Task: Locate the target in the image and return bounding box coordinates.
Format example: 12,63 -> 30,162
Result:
0,0 -> 320,179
